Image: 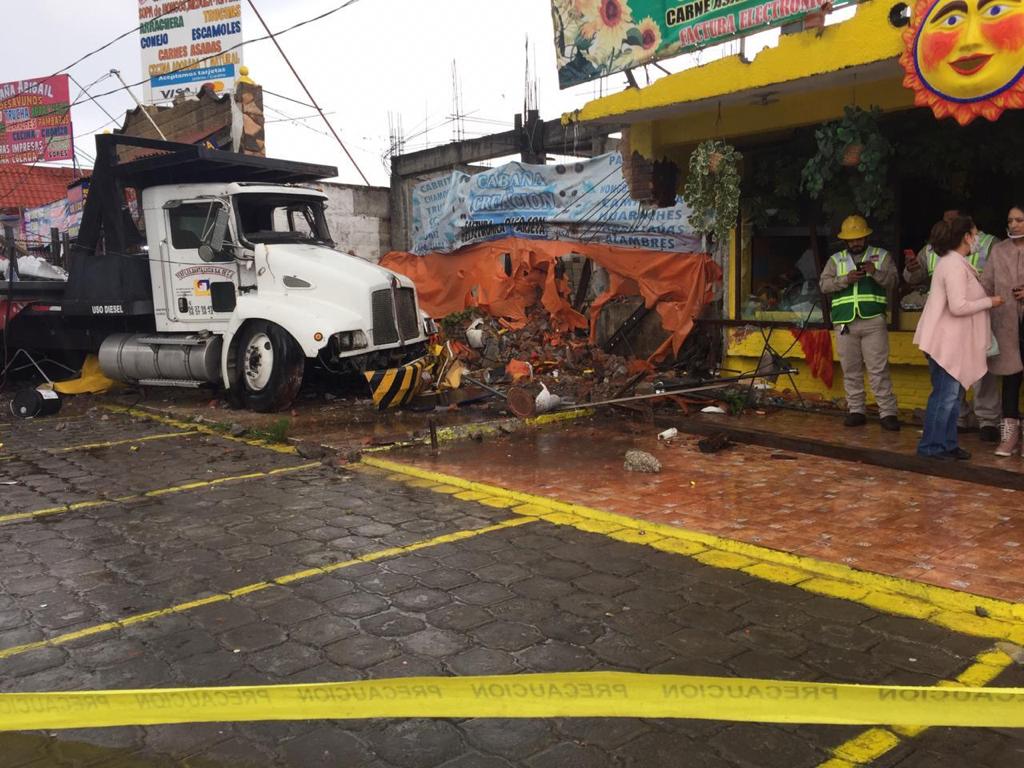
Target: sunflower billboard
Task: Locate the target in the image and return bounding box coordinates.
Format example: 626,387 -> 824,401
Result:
900,0 -> 1024,125
552,0 -> 851,88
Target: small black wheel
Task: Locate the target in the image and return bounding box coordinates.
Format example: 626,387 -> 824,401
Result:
235,321 -> 304,412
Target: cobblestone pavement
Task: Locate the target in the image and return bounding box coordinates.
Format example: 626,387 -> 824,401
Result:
1,408 -> 1023,767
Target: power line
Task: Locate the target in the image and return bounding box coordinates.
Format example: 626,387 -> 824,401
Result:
0,2 -> 194,109
244,0 -> 370,185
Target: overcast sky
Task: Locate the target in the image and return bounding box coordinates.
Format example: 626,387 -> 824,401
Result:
0,1 -> 810,186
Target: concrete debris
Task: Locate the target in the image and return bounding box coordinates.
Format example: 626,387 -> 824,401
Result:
446,306 -> 641,408
624,449 -> 661,473
229,423 -> 247,437
295,442 -> 327,460
697,433 -> 734,454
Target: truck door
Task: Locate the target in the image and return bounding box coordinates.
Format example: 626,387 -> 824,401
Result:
160,200 -> 239,328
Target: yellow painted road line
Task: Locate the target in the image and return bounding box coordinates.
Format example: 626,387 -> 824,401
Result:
818,646 -> 1015,767
0,462 -> 322,525
0,517 -> 534,661
360,456 -> 1024,637
48,431 -> 199,454
101,405 -> 298,455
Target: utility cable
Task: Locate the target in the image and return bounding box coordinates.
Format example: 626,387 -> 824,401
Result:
244,0 -> 370,185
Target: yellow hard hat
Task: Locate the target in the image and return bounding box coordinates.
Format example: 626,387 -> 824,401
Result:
838,215 -> 872,240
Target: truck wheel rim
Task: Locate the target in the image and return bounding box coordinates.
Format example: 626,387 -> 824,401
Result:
244,333 -> 274,391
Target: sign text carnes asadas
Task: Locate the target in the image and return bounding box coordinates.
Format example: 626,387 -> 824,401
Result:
138,0 -> 244,105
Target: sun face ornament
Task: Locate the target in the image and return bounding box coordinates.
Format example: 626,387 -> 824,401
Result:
900,0 -> 1024,124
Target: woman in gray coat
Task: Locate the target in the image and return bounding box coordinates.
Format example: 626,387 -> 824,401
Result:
981,204 -> 1024,457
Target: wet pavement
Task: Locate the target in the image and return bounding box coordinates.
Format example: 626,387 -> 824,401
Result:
108,388 -> 508,457
1,404 -> 1024,766
690,408 -> 1022,480
393,417 -> 1024,602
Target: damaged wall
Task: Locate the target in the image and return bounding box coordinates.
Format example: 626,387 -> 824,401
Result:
320,183 -> 391,263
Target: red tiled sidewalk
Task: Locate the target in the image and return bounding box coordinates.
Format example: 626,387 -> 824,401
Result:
394,417 -> 1024,602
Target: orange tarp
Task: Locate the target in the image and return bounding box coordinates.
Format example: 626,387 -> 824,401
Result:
380,238 -> 721,361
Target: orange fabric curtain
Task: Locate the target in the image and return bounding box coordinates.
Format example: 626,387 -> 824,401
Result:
380,237 -> 721,361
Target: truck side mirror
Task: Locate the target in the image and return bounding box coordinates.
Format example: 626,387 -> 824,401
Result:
199,206 -> 231,262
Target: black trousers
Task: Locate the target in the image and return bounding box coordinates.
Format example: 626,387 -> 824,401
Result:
1002,317 -> 1024,419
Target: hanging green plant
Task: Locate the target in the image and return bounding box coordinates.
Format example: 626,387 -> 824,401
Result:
801,105 -> 894,220
683,139 -> 742,247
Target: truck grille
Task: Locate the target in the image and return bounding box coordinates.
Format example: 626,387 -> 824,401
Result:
372,289 -> 398,345
372,287 -> 420,345
396,288 -> 419,341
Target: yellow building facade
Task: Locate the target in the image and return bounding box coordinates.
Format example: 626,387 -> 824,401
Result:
564,1 -> 1021,411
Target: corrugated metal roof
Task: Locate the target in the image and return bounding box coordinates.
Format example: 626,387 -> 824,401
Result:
0,165 -> 82,209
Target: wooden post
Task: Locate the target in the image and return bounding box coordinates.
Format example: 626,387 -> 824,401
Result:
3,224 -> 16,280
50,227 -> 61,269
61,232 -> 71,269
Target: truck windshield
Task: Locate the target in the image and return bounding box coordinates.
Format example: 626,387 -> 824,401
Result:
235,193 -> 334,246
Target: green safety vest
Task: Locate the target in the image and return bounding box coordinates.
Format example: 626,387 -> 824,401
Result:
925,232 -> 995,276
829,247 -> 889,324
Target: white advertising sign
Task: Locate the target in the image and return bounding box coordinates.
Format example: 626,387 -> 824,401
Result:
139,0 -> 244,105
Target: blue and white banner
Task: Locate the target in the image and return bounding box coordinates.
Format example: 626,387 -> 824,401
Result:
410,152 -> 699,255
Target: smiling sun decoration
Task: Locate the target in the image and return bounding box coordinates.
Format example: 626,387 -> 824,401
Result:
900,0 -> 1024,124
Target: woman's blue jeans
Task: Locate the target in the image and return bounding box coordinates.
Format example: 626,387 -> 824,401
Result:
918,356 -> 963,457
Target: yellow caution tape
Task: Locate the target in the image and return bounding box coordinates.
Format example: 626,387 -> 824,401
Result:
3,673 -> 1024,731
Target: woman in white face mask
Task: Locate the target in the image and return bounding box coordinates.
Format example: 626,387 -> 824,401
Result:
981,205 -> 1024,457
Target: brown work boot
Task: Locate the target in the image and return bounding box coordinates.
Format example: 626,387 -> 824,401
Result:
995,418 -> 1021,457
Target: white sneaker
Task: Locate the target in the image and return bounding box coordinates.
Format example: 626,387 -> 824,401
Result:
995,418 -> 1021,457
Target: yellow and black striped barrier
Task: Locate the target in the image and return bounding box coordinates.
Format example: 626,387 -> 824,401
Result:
364,357 -> 428,410
3,672 -> 1024,731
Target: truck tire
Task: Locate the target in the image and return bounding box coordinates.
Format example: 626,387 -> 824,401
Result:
236,321 -> 304,412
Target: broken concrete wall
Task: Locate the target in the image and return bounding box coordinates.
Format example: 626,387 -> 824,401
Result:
320,183 -> 391,263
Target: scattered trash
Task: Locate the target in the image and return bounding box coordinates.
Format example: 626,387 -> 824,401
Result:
658,427 -> 679,441
10,388 -> 62,419
533,383 -> 563,415
624,450 -> 662,473
697,433 -> 733,454
229,423 -> 247,437
465,318 -> 486,349
700,406 -> 727,415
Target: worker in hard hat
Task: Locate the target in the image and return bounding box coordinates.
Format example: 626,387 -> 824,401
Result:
819,215 -> 901,431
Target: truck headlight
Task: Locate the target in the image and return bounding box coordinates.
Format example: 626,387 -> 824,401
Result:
331,330 -> 368,353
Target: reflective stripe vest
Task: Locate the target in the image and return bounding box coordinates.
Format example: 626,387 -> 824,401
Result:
925,232 -> 995,276
829,247 -> 889,324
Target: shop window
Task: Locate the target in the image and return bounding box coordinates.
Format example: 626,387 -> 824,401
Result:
739,225 -> 828,324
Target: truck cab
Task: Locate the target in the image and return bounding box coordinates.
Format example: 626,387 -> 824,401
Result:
10,134 -> 431,412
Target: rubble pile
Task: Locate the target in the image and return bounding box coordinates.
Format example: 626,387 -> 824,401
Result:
445,304 -> 650,405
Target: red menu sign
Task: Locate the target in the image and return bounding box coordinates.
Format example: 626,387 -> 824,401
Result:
0,75 -> 74,164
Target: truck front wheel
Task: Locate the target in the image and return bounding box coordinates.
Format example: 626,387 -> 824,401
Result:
236,321 -> 304,412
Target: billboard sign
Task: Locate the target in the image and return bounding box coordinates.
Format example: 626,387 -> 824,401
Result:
410,152 -> 699,255
0,75 -> 73,164
552,0 -> 851,88
139,0 -> 243,104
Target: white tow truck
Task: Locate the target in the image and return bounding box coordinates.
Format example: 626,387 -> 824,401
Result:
5,135 -> 432,411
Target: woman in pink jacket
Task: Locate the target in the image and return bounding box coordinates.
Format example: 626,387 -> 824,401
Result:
914,216 -> 1005,460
